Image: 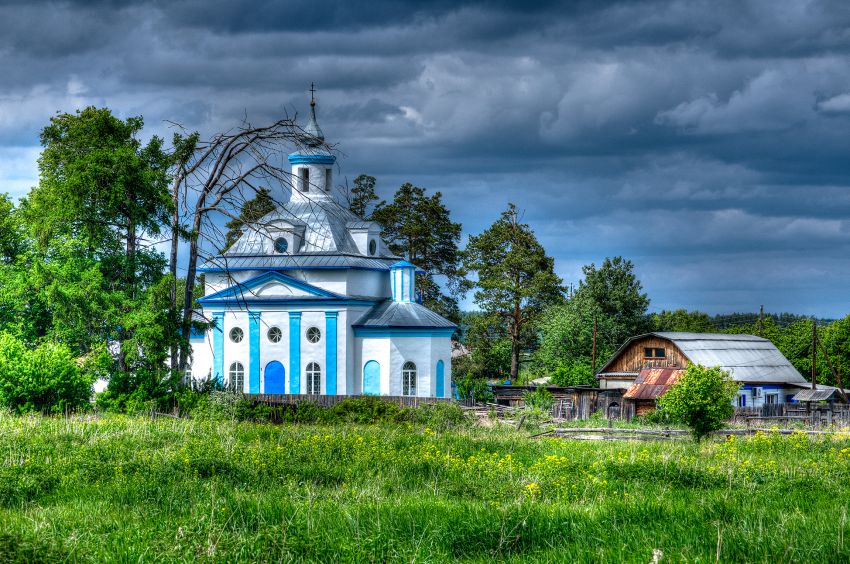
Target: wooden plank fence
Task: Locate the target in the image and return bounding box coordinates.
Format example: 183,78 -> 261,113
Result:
733,404 -> 850,427
250,394 -> 454,408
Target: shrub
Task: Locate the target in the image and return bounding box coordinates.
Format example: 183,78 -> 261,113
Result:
522,386 -> 554,413
456,375 -> 493,404
657,364 -> 739,441
0,332 -> 94,413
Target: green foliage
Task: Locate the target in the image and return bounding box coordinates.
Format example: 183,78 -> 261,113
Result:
348,174 -> 379,219
578,256 -> 650,346
0,332 -> 94,413
371,182 -> 466,321
220,187 -> 277,252
657,364 -> 739,441
651,309 -> 713,332
463,204 -> 563,380
522,386 -> 554,412
455,375 -> 494,403
456,311 -> 517,379
549,360 -> 596,387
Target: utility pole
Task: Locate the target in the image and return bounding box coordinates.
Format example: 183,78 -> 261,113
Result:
811,319 -> 817,390
758,305 -> 764,337
592,315 -> 598,376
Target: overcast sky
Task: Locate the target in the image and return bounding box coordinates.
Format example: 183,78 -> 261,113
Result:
2,0 -> 850,316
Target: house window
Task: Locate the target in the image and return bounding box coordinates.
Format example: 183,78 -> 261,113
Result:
368,239 -> 377,256
644,347 -> 665,359
228,362 -> 244,393
267,326 -> 282,343
299,167 -> 309,191
274,237 -> 288,254
306,326 -> 321,343
765,393 -> 778,405
306,362 -> 321,395
229,327 -> 244,343
402,361 -> 417,396
325,169 -> 332,192
737,394 -> 746,407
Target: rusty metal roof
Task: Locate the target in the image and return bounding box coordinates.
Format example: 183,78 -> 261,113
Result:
623,367 -> 683,400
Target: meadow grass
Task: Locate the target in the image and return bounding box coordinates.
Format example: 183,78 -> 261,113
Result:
1,413 -> 849,563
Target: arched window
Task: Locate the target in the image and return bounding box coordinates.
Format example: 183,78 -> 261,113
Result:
228,362 -> 244,393
306,362 -> 321,395
402,361 -> 417,396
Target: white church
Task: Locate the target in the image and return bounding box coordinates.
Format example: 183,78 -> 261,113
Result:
188,94 -> 455,398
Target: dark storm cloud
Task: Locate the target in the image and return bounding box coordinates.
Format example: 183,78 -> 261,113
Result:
2,0 -> 850,316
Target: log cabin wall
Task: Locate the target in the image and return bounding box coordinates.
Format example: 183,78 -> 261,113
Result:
604,336 -> 689,373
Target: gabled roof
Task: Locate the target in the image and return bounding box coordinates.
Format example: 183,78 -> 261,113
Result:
352,300 -> 456,329
599,332 -> 806,384
623,367 -> 683,400
198,271 -> 344,305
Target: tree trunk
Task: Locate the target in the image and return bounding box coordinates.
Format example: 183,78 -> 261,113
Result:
179,210 -> 203,371
169,176 -> 181,371
510,302 -> 521,382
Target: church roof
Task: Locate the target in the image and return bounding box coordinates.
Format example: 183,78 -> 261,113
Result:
353,300 -> 456,329
199,253 -> 398,272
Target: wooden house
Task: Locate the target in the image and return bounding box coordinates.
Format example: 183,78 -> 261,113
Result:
597,332 -> 809,410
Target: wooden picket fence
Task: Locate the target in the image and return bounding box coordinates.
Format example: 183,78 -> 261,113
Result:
251,394 -> 454,408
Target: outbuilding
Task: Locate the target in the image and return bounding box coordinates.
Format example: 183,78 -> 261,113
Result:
597,332 -> 808,408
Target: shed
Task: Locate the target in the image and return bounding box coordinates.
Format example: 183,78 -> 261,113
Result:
623,367 -> 683,417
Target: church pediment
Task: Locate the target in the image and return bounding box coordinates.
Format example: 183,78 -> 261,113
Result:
198,271 -> 341,304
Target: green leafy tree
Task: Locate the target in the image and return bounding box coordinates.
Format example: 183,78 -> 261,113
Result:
537,292 -> 617,386
348,174 -> 379,219
578,256 -> 650,347
0,331 -> 95,413
652,309 -> 714,332
220,187 -> 277,252
372,183 -> 466,321
463,203 -> 563,382
457,311 -> 522,380
657,364 -> 739,441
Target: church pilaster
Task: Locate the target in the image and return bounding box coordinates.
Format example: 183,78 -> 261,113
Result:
248,311 -> 261,394
289,311 -> 302,394
212,312 -> 224,384
325,311 -> 338,395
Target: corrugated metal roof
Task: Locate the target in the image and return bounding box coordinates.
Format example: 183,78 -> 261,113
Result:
353,300 -> 456,329
200,253 -> 398,272
623,368 -> 683,400
599,332 -> 806,385
792,387 -> 842,402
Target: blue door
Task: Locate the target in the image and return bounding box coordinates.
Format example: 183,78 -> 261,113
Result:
265,361 -> 285,394
363,361 -> 380,395
436,360 -> 445,398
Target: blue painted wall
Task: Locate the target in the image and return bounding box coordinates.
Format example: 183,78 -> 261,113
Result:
212,312 -> 224,384
436,360 -> 445,398
265,361 -> 285,394
289,311 -> 301,394
364,360 -> 380,395
248,311 -> 261,393
325,311 -> 338,395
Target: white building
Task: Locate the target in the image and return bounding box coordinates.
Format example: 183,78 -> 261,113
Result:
188,96 -> 455,397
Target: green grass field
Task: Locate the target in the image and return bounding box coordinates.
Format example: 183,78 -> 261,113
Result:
1,413 -> 849,563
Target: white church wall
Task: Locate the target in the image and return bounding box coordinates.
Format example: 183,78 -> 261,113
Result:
257,310 -> 290,393
346,270 -> 391,299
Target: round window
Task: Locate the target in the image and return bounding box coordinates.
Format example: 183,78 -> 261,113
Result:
306,326 -> 321,343
274,237 -> 288,254
229,327 -> 244,343
267,326 -> 282,343
368,239 -> 377,256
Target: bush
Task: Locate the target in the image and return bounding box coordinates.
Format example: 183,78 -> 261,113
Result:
0,332 -> 94,413
455,375 -> 493,403
657,364 -> 739,441
522,386 -> 554,413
